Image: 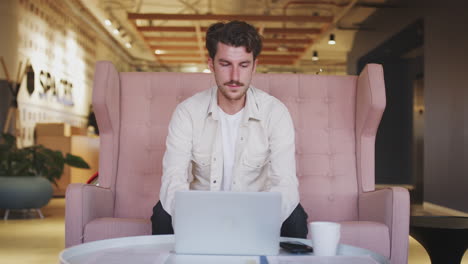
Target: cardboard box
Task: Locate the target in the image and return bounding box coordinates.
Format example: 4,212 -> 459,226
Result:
35,123 -> 87,137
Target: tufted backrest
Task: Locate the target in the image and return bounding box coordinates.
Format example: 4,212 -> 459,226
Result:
93,61 -> 385,222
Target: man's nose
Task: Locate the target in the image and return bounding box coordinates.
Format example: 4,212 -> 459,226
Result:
230,66 -> 240,81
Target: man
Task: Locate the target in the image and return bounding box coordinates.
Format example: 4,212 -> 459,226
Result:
151,20 -> 308,238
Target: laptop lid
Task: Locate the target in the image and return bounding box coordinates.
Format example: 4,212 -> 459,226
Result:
174,191 -> 281,256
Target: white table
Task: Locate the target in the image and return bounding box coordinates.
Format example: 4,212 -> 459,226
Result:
60,235 -> 390,264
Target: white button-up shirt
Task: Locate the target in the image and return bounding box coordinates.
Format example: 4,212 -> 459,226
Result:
160,86 -> 299,221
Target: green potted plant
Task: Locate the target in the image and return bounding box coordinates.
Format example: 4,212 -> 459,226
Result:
0,133 -> 90,219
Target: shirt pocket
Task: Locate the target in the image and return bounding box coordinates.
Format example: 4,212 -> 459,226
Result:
191,153 -> 211,180
241,151 -> 270,184
243,154 -> 269,169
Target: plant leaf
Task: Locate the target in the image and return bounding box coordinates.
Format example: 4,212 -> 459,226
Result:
65,154 -> 90,169
1,133 -> 16,147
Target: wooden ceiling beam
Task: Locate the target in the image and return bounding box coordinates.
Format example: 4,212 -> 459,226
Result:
145,36 -> 313,45
161,60 -> 205,64
257,60 -> 295,65
128,13 -> 333,23
263,28 -> 321,34
150,45 -> 198,51
259,55 -> 299,60
138,26 -> 196,32
150,45 -> 305,53
160,60 -> 294,65
158,54 -> 206,57
145,36 -> 198,42
157,54 -> 298,60
263,47 -> 305,52
264,38 -> 313,45
138,26 -> 321,35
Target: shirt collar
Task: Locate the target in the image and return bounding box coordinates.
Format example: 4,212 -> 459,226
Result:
207,85 -> 261,122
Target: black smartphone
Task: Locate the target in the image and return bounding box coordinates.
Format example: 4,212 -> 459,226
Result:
280,241 -> 313,254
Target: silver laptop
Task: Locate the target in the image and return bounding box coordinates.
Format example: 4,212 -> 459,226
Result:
174,191 -> 281,256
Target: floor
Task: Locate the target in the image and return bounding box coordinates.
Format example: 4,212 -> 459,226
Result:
0,198 -> 467,264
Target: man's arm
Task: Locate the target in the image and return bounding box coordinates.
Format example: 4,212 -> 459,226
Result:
265,104 -> 300,222
160,104 -> 193,216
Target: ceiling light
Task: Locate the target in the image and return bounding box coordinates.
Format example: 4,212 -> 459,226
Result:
202,69 -> 211,73
154,49 -> 164,55
312,51 -> 319,61
328,34 -> 336,45
104,19 -> 112,26
113,28 -> 120,35
125,42 -> 132,48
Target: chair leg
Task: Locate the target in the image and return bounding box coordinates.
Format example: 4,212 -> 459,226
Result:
36,209 -> 44,219
3,209 -> 9,220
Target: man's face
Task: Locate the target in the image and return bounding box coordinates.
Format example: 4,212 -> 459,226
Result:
208,42 -> 257,104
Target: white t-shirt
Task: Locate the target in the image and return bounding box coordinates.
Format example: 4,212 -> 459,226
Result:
218,107 -> 244,191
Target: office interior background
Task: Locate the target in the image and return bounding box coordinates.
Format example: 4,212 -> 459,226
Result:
0,0 -> 467,263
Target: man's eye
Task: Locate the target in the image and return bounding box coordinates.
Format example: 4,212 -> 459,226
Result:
240,64 -> 250,68
220,63 -> 230,67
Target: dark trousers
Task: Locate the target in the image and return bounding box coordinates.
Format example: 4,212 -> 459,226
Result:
151,200 -> 309,238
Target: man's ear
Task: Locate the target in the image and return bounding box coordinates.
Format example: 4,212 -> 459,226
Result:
253,58 -> 258,73
208,57 -> 214,72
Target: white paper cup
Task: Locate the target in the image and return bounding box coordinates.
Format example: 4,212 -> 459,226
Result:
310,221 -> 341,256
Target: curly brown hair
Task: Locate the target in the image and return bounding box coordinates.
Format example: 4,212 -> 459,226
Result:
205,20 -> 263,60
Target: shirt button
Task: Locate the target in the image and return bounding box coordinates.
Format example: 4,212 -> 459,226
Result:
213,180 -> 217,184
240,137 -> 244,141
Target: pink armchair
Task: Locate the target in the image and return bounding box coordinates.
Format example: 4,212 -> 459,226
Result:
65,61 -> 409,264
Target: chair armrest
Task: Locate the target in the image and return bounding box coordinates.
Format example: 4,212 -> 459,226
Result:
65,183 -> 114,247
359,187 -> 410,264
